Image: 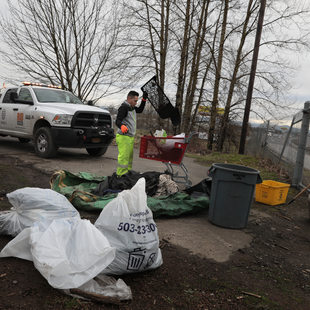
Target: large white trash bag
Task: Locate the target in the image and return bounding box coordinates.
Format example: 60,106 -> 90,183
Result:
95,178 -> 163,275
0,218 -> 116,289
0,188 -> 80,236
155,131 -> 185,151
164,133 -> 185,151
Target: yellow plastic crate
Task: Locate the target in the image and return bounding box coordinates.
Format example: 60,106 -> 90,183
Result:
255,180 -> 290,206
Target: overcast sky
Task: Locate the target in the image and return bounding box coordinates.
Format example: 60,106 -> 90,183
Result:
0,0 -> 309,122
288,53 -> 310,107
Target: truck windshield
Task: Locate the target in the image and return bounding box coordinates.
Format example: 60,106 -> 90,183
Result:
33,88 -> 84,104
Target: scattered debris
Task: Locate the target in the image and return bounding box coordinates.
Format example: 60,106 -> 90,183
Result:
287,183 -> 310,205
277,214 -> 292,221
275,244 -> 289,251
69,289 -> 123,305
242,291 -> 262,299
160,239 -> 170,249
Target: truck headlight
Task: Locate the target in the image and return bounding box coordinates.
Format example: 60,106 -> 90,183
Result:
52,114 -> 73,126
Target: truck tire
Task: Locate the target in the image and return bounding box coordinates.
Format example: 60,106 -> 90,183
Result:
18,138 -> 30,143
86,146 -> 108,157
34,127 -> 58,158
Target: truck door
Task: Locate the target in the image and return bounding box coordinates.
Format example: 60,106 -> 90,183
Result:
0,88 -> 18,133
12,88 -> 35,135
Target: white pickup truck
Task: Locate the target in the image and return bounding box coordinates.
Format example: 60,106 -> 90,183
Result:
0,82 -> 115,158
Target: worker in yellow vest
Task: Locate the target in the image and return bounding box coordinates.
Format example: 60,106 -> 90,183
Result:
115,90 -> 148,176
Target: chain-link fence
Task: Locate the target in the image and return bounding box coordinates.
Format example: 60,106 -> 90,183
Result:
247,102 -> 310,188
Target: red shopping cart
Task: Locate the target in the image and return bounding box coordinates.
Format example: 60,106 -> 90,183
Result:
139,133 -> 196,187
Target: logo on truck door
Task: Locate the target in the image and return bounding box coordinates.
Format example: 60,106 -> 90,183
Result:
1,109 -> 6,120
17,113 -> 24,126
1,109 -> 6,125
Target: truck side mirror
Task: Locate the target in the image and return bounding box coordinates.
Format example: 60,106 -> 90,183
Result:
10,92 -> 18,102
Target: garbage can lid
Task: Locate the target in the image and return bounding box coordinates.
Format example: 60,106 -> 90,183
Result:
211,163 -> 260,175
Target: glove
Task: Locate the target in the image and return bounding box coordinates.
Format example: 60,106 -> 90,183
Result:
121,125 -> 128,133
142,91 -> 148,101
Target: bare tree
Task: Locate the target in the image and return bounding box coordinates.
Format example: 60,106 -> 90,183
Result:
122,0 -> 172,89
217,0 -> 257,152
0,0 -> 125,101
119,0 -> 310,143
123,1 -> 218,133
239,0 -> 266,154
214,0 -> 310,152
181,0 -> 211,134
207,0 -> 229,150
174,0 -> 193,122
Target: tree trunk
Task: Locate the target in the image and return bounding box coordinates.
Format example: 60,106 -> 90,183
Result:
182,0 -> 210,134
175,0 -> 192,128
207,0 -> 229,150
217,0 -> 256,152
239,0 -> 266,154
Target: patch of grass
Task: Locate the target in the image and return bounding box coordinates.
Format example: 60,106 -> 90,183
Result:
239,269 -> 307,308
44,296 -> 80,310
62,297 -> 81,309
184,288 -> 195,295
162,295 -> 174,304
200,277 -> 221,291
186,152 -> 260,168
186,152 -> 290,182
243,294 -> 282,310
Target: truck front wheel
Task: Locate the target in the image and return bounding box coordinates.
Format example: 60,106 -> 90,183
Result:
34,127 -> 58,158
86,146 -> 108,157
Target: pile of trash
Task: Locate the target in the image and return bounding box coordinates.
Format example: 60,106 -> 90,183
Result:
0,178 -> 162,303
50,170 -> 209,216
0,166 -> 210,303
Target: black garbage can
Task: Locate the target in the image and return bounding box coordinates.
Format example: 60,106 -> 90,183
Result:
208,163 -> 262,229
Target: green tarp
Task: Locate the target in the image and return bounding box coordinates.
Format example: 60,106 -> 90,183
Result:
50,170 -> 209,217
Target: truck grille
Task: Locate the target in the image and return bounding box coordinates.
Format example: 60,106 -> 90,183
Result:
72,112 -> 111,128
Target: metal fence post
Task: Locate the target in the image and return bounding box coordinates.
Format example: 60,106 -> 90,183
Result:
292,101 -> 310,187
263,120 -> 270,148
278,115 -> 295,163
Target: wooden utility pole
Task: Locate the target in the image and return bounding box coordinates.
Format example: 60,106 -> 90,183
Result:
239,0 -> 266,154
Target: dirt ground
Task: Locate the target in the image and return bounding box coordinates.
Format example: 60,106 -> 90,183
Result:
0,155 -> 309,310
